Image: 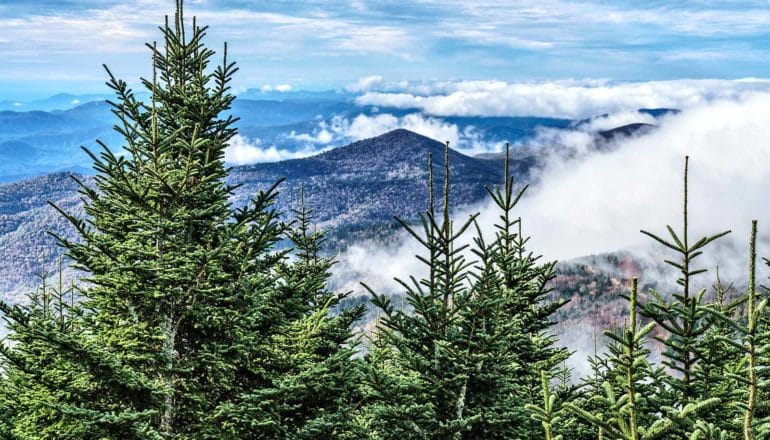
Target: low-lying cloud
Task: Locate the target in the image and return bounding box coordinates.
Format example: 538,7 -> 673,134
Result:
505,94 -> 770,264
333,90 -> 770,375
260,84 -> 293,92
276,79 -> 770,162
286,113 -> 459,146
285,113 -> 506,156
576,110 -> 658,132
347,113 -> 460,146
224,134 -> 321,165
354,78 -> 770,119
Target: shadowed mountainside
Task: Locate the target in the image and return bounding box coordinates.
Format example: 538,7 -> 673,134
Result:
0,129 -> 518,300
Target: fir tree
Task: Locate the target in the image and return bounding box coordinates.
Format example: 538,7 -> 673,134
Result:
364,144 -> 567,439
363,147 -> 479,439
568,158 -> 734,439
0,2 -> 361,438
741,220 -> 762,439
703,220 -> 770,438
690,271 -> 744,434
212,190 -> 366,439
566,278 -> 720,439
526,370 -> 565,440
0,260 -> 89,439
639,156 -> 730,407
0,377 -> 10,439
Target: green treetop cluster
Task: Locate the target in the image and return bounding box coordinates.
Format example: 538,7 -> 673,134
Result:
2,2 -> 770,439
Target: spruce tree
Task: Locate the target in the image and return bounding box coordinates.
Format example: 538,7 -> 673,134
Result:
639,156 -> 730,406
364,145 -> 567,439
566,278 -> 720,439
0,2 -> 361,438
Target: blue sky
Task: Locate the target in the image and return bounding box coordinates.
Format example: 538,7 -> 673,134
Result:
1,0 -> 770,99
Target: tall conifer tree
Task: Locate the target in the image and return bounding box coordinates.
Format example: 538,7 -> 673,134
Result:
566,278 -> 720,439
0,2 -> 361,438
212,192 -> 366,439
364,145 -> 567,439
639,157 -> 730,407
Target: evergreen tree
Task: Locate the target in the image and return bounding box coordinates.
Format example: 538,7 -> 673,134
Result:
526,370 -> 565,440
704,220 -> 770,438
688,271 -> 744,435
0,2 -> 361,438
364,145 -> 567,439
0,377 -> 10,439
0,261 -> 90,439
566,278 -> 720,439
1,2 -> 767,438
567,158 -> 736,439
362,148 -> 479,439
639,156 -> 730,408
740,220 -> 762,439
275,192 -> 367,438
212,191 -> 366,439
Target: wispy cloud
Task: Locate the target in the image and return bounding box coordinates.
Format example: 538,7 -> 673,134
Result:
194,9 -> 417,57
437,29 -> 556,50
224,134 -> 321,165
354,78 -> 770,118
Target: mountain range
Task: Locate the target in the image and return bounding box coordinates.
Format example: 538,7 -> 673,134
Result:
0,129 -> 520,300
0,126 -> 654,346
0,93 -> 580,181
0,95 -> 670,337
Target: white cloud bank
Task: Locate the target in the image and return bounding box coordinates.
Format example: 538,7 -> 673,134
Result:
577,110 -> 658,132
224,135 -> 320,165
281,78 -> 770,161
354,78 -> 770,119
508,94 -> 770,262
244,111 -> 500,165
287,113 -> 459,146
347,113 -> 460,146
260,84 -> 293,92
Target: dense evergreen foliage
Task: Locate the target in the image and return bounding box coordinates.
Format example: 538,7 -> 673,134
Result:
3,3 -> 770,439
0,3 -> 361,438
361,147 -> 568,439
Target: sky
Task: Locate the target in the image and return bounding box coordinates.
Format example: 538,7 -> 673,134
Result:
2,0 -> 770,99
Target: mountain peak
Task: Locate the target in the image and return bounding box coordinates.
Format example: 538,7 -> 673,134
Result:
379,128 -> 431,139
353,127 -> 440,145
597,123 -> 655,142
316,128 -> 455,164
374,128 -> 455,147
229,127 -> 509,231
